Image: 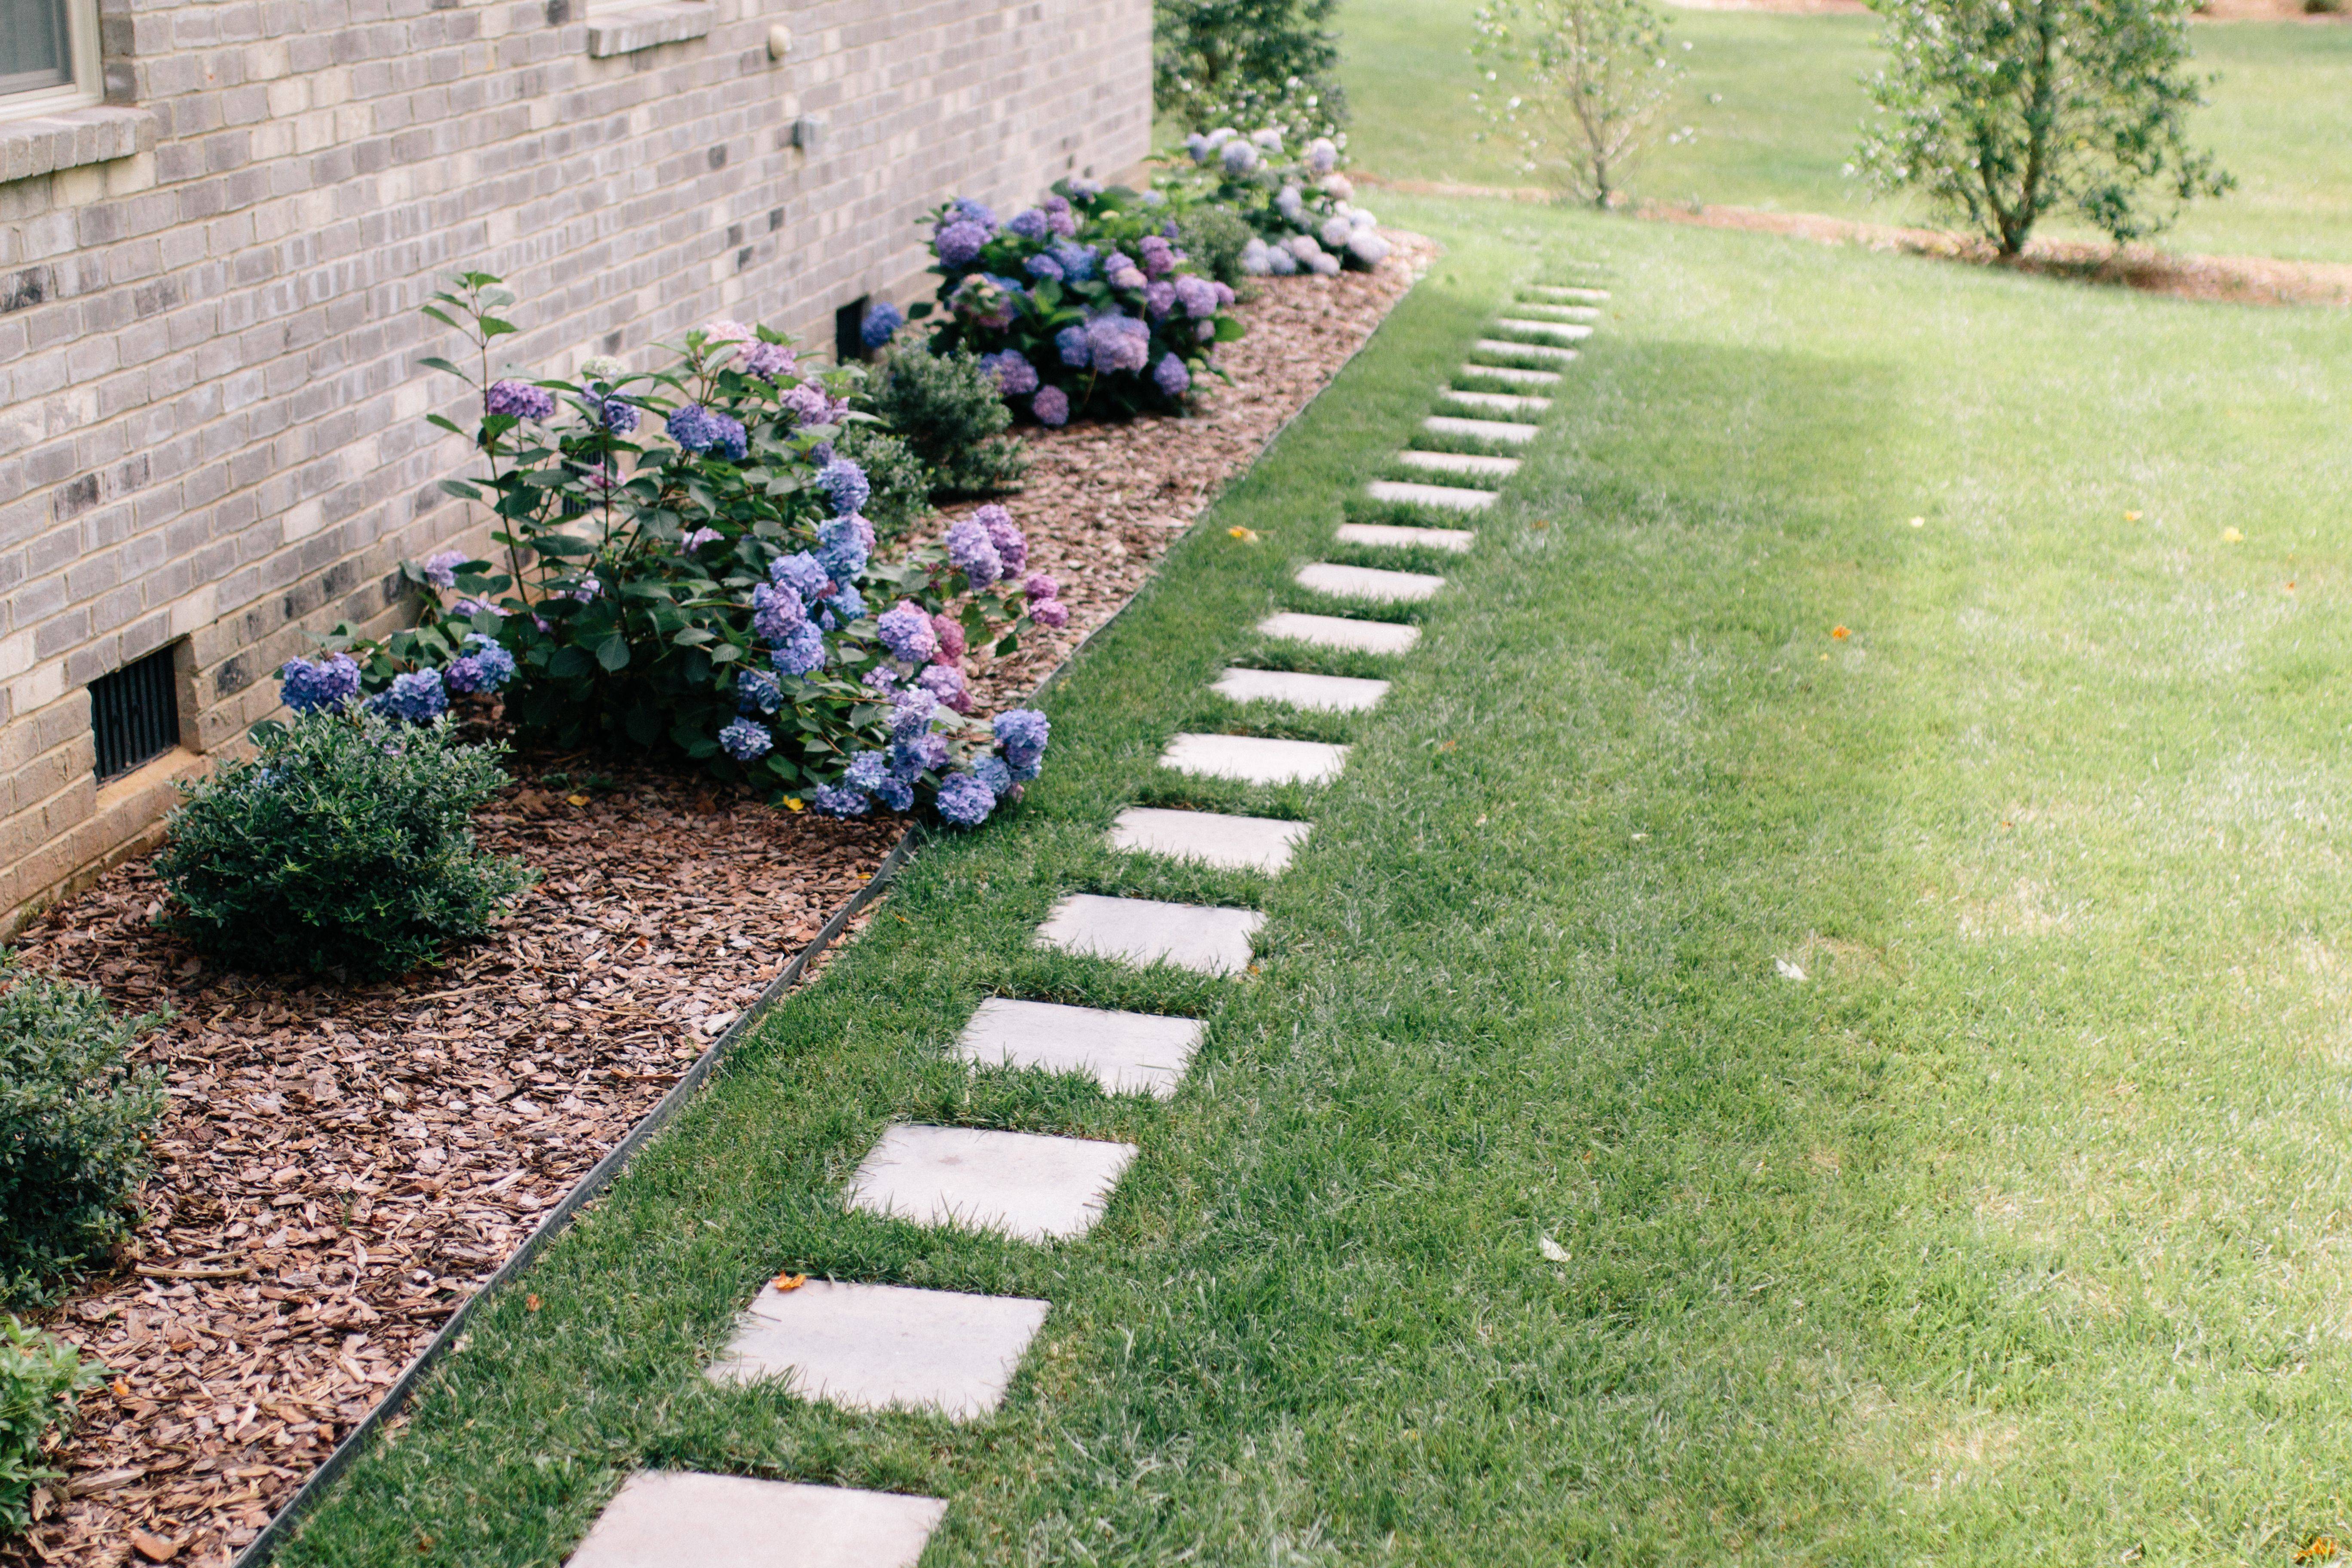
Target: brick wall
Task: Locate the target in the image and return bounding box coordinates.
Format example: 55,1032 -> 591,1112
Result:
0,0 -> 1153,931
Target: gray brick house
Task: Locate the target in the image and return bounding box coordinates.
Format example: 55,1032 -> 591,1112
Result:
0,0 -> 1152,930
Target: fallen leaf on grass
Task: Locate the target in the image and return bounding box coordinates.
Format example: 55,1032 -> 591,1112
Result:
1538,1236 -> 1570,1262
2294,1538 -> 2338,1565
2223,527 -> 2244,543
525,1294 -> 541,1312
1907,516 -> 1924,528
782,797 -> 805,813
1227,526 -> 1259,543
1830,625 -> 1851,640
2124,510 -> 2143,522
1774,958 -> 1807,982
772,1273 -> 808,1292
567,794 -> 590,807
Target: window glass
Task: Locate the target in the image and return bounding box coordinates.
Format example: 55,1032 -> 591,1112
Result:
0,0 -> 74,98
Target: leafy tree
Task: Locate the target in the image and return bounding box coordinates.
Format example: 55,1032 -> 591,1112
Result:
1155,0 -> 1346,133
1470,0 -> 1685,208
1854,0 -> 2233,256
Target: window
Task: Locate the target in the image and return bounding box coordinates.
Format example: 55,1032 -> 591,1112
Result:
90,644 -> 183,782
1,0 -> 100,121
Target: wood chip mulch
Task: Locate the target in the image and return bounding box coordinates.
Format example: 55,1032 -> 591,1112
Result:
3,236 -> 1431,1568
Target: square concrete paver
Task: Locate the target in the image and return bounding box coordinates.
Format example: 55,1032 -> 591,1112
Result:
1473,337 -> 1580,364
1295,562 -> 1447,603
1398,449 -> 1519,479
1439,387 -> 1551,414
565,1472 -> 945,1568
956,996 -> 1205,1097
1036,892 -> 1265,975
845,1124 -> 1138,1242
1366,480 -> 1497,513
1258,612 -> 1422,654
1507,303 -> 1599,322
708,1280 -> 1049,1419
1424,414 -> 1537,444
1523,284 -> 1609,302
1215,667 -> 1392,711
1110,805 -> 1311,875
1333,523 -> 1475,555
1460,363 -> 1563,386
1494,318 -> 1595,340
1161,732 -> 1349,785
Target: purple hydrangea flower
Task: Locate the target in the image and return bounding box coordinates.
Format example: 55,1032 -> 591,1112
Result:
1031,597 -> 1069,628
812,782 -> 871,816
916,663 -> 970,714
930,614 -> 966,663
718,717 -> 772,761
816,515 -> 871,582
737,668 -> 782,713
978,350 -> 1040,396
443,636 -> 517,695
668,404 -> 721,452
1138,235 -> 1176,276
946,197 -> 997,229
945,516 -> 1003,588
1007,207 -> 1051,239
1085,315 -> 1150,374
1032,386 -> 1069,426
742,342 -> 796,380
974,504 -> 1026,573
279,654 -> 361,715
780,381 -> 846,428
772,621 -> 828,677
890,733 -> 950,778
819,582 -> 867,628
1025,253 -> 1066,283
453,597 -> 500,621
759,557 -> 821,612
1041,195 -> 1077,236
889,687 -> 939,741
1144,280 -> 1176,319
486,380 -> 555,421
993,707 -> 1050,778
370,668 -> 449,724
753,581 -> 806,641
421,549 -> 467,589
818,457 -> 870,517
682,527 -> 723,551
1221,139 -> 1259,174
937,220 -> 990,267
970,753 -> 1013,798
950,274 -> 1023,329
1174,275 -> 1219,318
845,751 -> 889,791
860,301 -> 905,348
600,397 -> 639,434
1023,571 -> 1060,602
708,413 -> 748,462
862,665 -> 903,693
1054,325 -> 1091,368
701,318 -> 754,344
876,600 -> 938,664
1153,352 -> 1191,398
874,777 -> 915,812
1069,177 -> 1103,199
1307,136 -> 1339,174
935,772 -> 995,827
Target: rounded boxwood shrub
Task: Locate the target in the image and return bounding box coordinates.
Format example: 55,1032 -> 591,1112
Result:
1173,200 -> 1258,287
0,956 -> 165,1305
0,1315 -> 98,1532
153,710 -> 533,980
867,343 -> 1030,496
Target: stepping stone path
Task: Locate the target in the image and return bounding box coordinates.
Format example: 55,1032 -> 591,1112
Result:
845,1124 -> 1138,1242
1508,303 -> 1599,322
955,997 -> 1204,1098
567,276 -> 1609,1566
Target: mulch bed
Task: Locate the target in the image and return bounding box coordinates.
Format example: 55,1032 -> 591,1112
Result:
4,235 -> 1430,1568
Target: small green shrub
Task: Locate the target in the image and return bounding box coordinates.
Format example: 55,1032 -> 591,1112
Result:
0,958 -> 165,1305
154,711 -> 533,981
0,1317 -> 98,1534
867,345 -> 1031,494
832,422 -> 934,542
1174,201 -> 1258,286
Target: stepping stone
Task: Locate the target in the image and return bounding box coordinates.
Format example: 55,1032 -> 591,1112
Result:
565,1472 -> 945,1568
1109,806 -> 1311,876
954,996 -> 1204,1098
1523,284 -> 1609,301
1161,732 -> 1349,786
1037,892 -> 1265,976
1295,561 -> 1446,603
1399,449 -> 1518,479
1492,318 -> 1593,342
1257,611 -> 1421,655
708,1280 -> 1049,1420
1459,363 -> 1562,386
1334,521 -> 1475,554
1473,338 -> 1579,364
1367,480 -> 1497,512
1439,387 -> 1550,414
845,1123 -> 1138,1242
1424,414 -> 1538,444
1215,666 -> 1391,711
1508,303 -> 1599,322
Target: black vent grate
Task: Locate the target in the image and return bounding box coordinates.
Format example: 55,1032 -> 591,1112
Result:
835,296 -> 870,364
91,646 -> 181,782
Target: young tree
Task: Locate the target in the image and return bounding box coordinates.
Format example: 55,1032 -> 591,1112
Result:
1854,0 -> 2233,256
1156,0 -> 1347,134
1470,0 -> 1685,209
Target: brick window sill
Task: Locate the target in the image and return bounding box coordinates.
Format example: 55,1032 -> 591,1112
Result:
586,3 -> 712,57
0,104 -> 158,186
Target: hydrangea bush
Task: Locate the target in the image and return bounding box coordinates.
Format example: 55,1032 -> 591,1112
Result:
912,184 -> 1245,425
281,273 -> 1053,828
1159,126 -> 1390,276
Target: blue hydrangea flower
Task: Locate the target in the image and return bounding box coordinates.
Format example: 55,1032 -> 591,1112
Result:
945,516 -> 1002,587
1007,207 -> 1050,239
443,636 -> 517,695
772,621 -> 828,677
818,457 -> 870,518
279,654 -> 361,715
770,551 -> 831,604
753,581 -> 806,641
875,777 -> 914,812
816,515 -> 870,582
890,687 -> 938,741
845,750 -> 889,791
736,668 -> 782,714
1054,325 -> 1091,368
1085,314 -> 1150,374
860,300 -> 905,348
993,707 -> 1050,778
947,197 -> 997,229
820,583 -> 867,628
1025,253 -> 1066,283
600,396 -> 639,434
936,220 -> 990,267
486,380 -> 555,421
970,753 -> 1014,798
978,350 -> 1040,396
422,550 -> 466,589
1153,352 -> 1191,398
718,717 -> 773,761
1047,239 -> 1096,280
974,504 -> 1026,573
935,772 -> 995,827
370,668 -> 449,724
812,782 -> 871,816
862,666 -> 903,692
667,404 -> 721,452
889,733 -> 950,778
876,601 -> 937,664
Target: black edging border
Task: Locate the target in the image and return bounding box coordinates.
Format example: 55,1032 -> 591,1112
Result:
230,247 -> 1430,1568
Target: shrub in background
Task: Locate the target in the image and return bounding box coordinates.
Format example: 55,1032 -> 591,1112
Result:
1155,0 -> 1347,137
0,1316 -> 98,1534
916,184 -> 1244,425
832,423 -> 937,539
1170,201 -> 1258,287
1471,0 -> 1686,208
864,346 -> 1031,495
1161,126 -> 1390,274
154,710 -> 533,980
0,957 -> 165,1305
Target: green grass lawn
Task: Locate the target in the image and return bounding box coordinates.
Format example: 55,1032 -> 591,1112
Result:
270,202 -> 2352,1565
1340,0 -> 2352,263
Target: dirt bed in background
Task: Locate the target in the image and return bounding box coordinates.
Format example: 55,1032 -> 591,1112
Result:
6,238 -> 1429,1568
